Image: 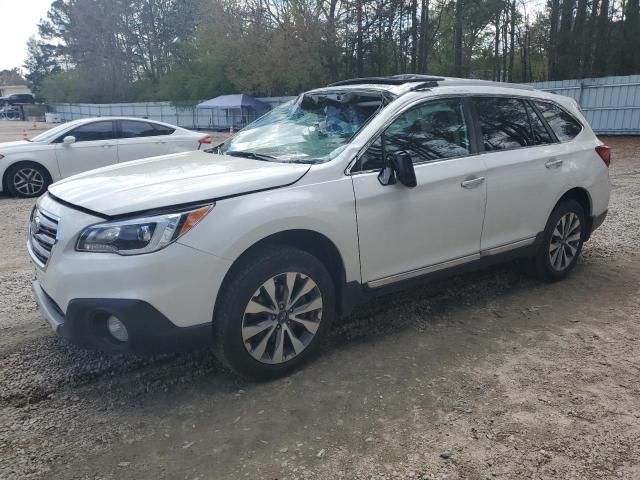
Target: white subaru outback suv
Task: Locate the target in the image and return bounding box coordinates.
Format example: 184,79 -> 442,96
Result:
28,75 -> 610,379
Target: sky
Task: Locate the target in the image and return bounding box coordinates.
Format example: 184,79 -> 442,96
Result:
0,0 -> 53,71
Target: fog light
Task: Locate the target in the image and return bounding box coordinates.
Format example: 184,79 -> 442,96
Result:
106,316 -> 129,342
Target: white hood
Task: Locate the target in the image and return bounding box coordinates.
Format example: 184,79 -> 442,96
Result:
48,151 -> 310,216
0,140 -> 50,153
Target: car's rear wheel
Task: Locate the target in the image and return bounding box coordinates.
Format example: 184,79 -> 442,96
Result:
6,163 -> 50,198
213,246 -> 335,380
533,199 -> 586,282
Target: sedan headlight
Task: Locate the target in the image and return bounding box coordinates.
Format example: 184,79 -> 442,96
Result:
76,204 -> 214,255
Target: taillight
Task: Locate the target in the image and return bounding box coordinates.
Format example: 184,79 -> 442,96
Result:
198,135 -> 212,144
595,145 -> 611,167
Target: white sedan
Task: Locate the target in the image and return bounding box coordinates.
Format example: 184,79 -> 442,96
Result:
0,117 -> 212,197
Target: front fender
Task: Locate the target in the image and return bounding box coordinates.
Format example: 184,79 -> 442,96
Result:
178,176 -> 361,284
1,152 -> 61,189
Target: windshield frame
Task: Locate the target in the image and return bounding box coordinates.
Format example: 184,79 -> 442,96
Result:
218,88 -> 396,165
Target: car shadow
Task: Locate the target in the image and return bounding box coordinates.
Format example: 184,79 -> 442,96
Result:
11,260 -> 531,401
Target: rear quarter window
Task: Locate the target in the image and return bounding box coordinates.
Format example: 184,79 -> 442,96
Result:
153,124 -> 175,136
533,101 -> 583,142
120,120 -> 159,138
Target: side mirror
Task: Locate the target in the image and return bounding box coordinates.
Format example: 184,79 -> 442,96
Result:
377,163 -> 396,186
378,150 -> 417,188
62,135 -> 76,145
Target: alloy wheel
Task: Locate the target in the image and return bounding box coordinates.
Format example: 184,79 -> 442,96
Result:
13,168 -> 45,196
548,212 -> 582,271
242,272 -> 323,365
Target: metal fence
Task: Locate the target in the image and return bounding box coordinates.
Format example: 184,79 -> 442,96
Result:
529,75 -> 640,135
49,75 -> 640,135
50,96 -> 295,130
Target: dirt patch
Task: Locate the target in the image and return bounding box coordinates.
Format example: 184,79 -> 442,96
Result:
0,129 -> 639,479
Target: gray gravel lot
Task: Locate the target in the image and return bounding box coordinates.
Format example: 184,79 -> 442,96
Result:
0,132 -> 639,479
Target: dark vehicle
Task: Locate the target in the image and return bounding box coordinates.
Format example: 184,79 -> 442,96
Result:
0,94 -> 35,106
0,107 -> 20,120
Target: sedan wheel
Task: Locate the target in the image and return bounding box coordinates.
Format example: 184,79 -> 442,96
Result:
242,272 -> 323,365
548,212 -> 582,272
7,164 -> 49,198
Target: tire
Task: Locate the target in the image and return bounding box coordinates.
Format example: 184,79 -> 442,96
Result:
6,163 -> 51,198
213,245 -> 336,380
532,199 -> 586,282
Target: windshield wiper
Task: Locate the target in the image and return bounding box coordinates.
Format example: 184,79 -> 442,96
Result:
225,150 -> 277,162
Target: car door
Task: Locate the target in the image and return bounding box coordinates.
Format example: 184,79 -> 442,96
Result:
151,123 -> 190,155
474,97 -> 573,252
351,98 -> 488,286
54,120 -> 118,178
116,120 -> 170,162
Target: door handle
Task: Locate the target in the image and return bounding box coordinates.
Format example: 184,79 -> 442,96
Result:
461,176 -> 485,189
102,144 -> 115,148
545,158 -> 563,169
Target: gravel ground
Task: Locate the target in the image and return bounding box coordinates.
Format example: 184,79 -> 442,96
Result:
0,134 -> 639,479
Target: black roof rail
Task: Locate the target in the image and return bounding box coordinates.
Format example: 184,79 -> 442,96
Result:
328,75 -> 445,87
410,81 -> 439,91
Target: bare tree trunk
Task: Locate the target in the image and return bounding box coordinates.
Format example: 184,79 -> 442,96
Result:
574,0 -> 588,77
502,4 -> 508,81
584,0 -> 600,76
508,0 -> 515,82
418,0 -> 429,72
593,0 -> 610,76
556,0 -> 576,79
326,0 -> 339,82
454,0 -> 464,76
356,0 -> 363,76
548,0 -> 560,80
621,0 -> 640,74
493,12 -> 500,81
521,21 -> 530,82
410,0 -> 418,71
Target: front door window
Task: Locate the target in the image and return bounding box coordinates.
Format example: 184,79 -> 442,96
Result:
356,99 -> 471,172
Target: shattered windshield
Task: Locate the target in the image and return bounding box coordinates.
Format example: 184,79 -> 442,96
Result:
220,90 -> 393,164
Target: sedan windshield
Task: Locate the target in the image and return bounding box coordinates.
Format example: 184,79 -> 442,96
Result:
30,120 -> 83,144
220,90 -> 392,164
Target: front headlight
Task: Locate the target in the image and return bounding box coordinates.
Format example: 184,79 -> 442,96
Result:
76,204 -> 214,255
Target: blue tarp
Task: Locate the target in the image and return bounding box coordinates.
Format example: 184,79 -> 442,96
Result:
197,94 -> 270,111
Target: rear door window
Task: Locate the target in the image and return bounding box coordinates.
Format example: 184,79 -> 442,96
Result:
473,97 -> 534,151
532,101 -> 583,142
67,121 -> 116,142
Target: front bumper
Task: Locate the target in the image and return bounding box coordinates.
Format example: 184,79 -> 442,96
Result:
33,280 -> 212,354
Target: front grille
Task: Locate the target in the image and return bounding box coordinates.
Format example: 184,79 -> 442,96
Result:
28,207 -> 60,268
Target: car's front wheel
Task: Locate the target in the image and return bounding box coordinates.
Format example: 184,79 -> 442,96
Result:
213,246 -> 335,380
533,199 -> 586,282
6,163 -> 50,198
